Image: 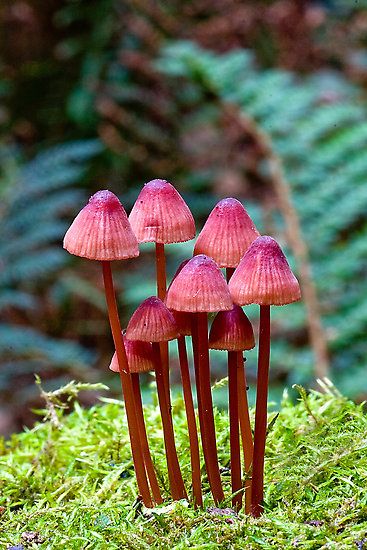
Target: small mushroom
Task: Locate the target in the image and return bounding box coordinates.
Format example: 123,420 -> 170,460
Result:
126,297 -> 187,502
166,254 -> 232,504
209,305 -> 255,511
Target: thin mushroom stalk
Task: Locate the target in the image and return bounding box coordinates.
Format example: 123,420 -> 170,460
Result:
110,339 -> 164,504
102,261 -> 153,507
250,304 -> 271,516
228,350 -> 242,510
166,255 -> 233,504
177,334 -> 202,507
126,296 -> 187,501
226,267 -> 254,513
155,242 -> 170,407
193,312 -> 224,503
131,373 -> 163,504
229,236 -> 301,517
209,305 -> 255,512
237,354 -> 253,514
152,342 -> 187,501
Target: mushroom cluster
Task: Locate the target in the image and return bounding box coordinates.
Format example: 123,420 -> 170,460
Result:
63,180 -> 301,517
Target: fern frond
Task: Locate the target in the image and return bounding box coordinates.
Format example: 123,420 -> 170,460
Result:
158,42 -> 367,395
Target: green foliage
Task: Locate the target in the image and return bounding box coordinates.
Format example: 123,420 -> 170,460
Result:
0,140 -> 103,407
1,381 -> 367,548
157,41 -> 367,396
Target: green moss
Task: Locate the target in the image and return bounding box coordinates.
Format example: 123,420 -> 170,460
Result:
1,381 -> 367,549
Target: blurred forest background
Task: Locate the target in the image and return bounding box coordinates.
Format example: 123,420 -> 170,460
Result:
1,0 -> 367,435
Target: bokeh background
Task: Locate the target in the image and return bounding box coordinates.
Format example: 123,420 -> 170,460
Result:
1,0 -> 366,435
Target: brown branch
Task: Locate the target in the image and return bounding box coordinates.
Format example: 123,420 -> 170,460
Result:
224,104 -> 330,380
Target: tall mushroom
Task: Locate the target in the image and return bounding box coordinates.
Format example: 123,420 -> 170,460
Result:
63,190 -> 152,507
166,254 -> 233,503
209,305 -> 255,511
126,296 -> 187,501
129,179 -> 196,403
229,236 -> 301,517
194,196 -> 259,505
168,260 -> 202,507
109,337 -> 163,504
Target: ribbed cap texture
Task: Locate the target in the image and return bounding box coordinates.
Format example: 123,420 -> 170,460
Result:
194,198 -> 259,267
63,190 -> 139,260
129,179 -> 195,243
209,305 -> 255,351
109,337 -> 155,373
229,236 -> 301,306
165,254 -> 233,312
126,296 -> 179,342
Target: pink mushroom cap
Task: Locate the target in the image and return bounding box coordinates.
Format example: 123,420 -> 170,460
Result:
165,254 -> 233,313
126,296 -> 179,342
63,190 -> 139,261
229,236 -> 301,306
194,198 -> 260,267
129,179 -> 195,244
209,305 -> 255,351
109,337 -> 155,373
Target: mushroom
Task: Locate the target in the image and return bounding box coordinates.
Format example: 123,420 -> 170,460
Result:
126,297 -> 187,501
166,254 -> 233,504
168,260 -> 202,507
194,196 -> 259,509
63,190 -> 152,507
229,236 -> 301,517
129,179 -> 196,405
209,305 -> 255,511
109,337 -> 163,504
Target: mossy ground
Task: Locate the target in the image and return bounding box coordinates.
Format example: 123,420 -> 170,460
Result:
1,381 -> 367,549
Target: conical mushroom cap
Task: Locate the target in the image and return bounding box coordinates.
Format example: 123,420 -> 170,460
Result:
109,337 -> 155,373
209,305 -> 255,351
129,179 -> 195,243
165,254 -> 233,313
229,236 -> 301,306
63,190 -> 139,261
166,259 -> 192,335
194,198 -> 259,267
126,296 -> 179,342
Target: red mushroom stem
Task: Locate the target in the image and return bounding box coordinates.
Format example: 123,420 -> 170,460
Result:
155,242 -> 170,408
226,266 -> 254,513
151,342 -> 187,501
192,312 -> 224,504
228,350 -> 242,510
131,373 -> 163,504
237,354 -> 253,514
177,335 -> 203,507
251,304 -> 271,517
101,261 -> 153,508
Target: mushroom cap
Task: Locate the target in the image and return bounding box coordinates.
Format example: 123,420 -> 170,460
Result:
209,305 -> 255,351
194,198 -> 259,267
166,259 -> 192,335
63,190 -> 139,261
109,337 -> 155,373
126,296 -> 179,342
165,254 -> 233,313
128,179 -> 195,244
229,236 -> 301,306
